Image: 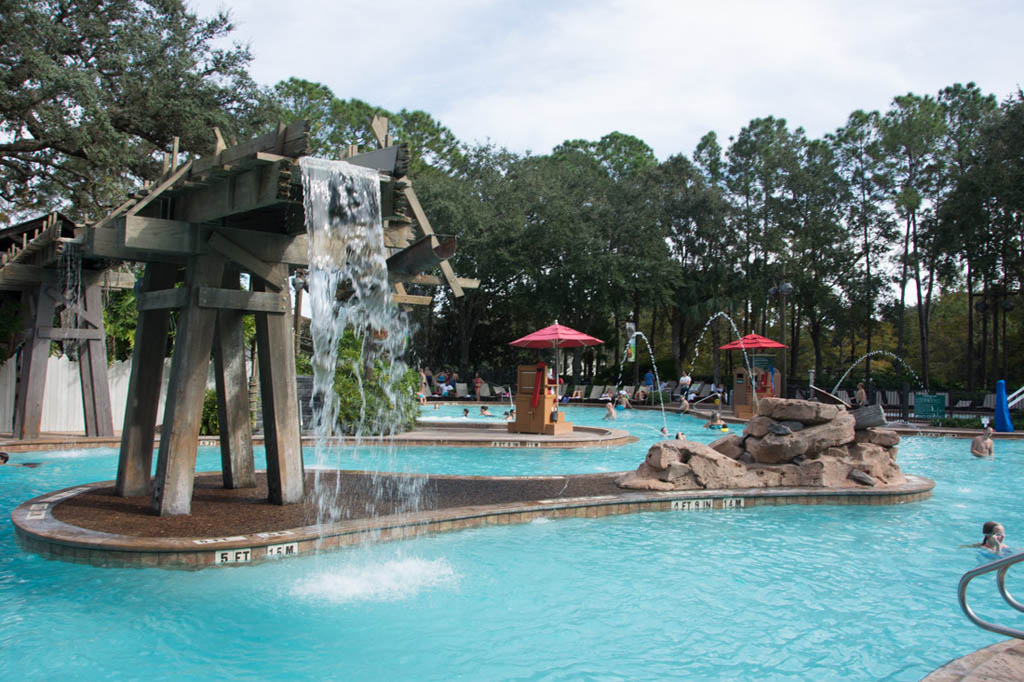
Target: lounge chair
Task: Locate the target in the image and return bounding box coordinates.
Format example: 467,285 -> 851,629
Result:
983,393 -> 996,410
478,383 -> 492,399
589,385 -> 604,400
455,382 -> 469,399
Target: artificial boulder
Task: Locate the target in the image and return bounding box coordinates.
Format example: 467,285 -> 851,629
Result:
617,397 -> 906,492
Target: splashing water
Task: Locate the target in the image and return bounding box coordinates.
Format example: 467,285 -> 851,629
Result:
301,157 -> 424,539
687,312 -> 761,404
612,331 -> 668,431
830,350 -> 923,394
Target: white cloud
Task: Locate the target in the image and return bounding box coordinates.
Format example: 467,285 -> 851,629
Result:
188,0 -> 1024,158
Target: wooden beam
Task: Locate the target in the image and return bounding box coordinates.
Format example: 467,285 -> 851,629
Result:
152,253 -> 226,515
370,115 -> 389,147
190,120 -> 309,177
403,185 -> 464,297
197,287 -> 288,313
213,266 -> 256,489
387,273 -> 481,288
175,162 -> 291,224
208,232 -> 284,291
92,217 -> 308,266
394,293 -> 433,306
253,263 -> 304,505
116,262 -> 179,497
77,283 -> 113,437
121,215 -> 198,254
137,287 -> 188,312
36,326 -> 106,340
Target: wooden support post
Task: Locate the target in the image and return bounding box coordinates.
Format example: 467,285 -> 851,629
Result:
151,253 -> 225,515
77,282 -> 113,437
13,285 -> 57,439
213,266 -> 256,489
254,262 -> 304,505
115,262 -> 179,497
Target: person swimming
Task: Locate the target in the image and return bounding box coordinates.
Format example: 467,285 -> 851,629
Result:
480,406 -> 494,416
703,411 -> 727,430
603,401 -> 617,421
961,521 -> 1009,555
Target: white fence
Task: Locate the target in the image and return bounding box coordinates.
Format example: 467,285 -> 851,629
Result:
0,354 -> 175,434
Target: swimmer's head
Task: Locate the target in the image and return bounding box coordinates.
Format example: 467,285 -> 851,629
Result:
0,451 -> 8,464
463,409 -> 469,417
675,432 -> 686,440
983,521 -> 1005,538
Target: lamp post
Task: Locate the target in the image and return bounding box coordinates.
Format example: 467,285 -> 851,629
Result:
769,282 -> 793,398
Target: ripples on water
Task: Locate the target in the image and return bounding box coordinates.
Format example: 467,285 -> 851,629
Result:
1,406 -> 1021,680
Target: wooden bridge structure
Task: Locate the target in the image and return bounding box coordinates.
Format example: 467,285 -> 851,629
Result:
1,118 -> 476,515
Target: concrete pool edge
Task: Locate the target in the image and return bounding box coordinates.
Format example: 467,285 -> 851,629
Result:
12,473 -> 935,570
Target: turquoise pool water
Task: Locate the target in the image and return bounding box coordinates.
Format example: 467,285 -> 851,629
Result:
2,406 -> 1021,680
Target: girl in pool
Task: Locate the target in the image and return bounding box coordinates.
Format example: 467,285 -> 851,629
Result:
703,411 -> 728,431
962,521 -> 1009,555
603,401 -> 617,421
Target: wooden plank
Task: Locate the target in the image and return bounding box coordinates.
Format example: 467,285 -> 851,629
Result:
136,287 -> 188,312
36,326 -> 106,340
83,268 -> 136,290
387,273 -> 481,288
370,115 -> 389,147
190,120 -> 309,177
213,267 -> 256,489
208,232 -> 284,291
403,185 -> 464,297
197,287 -> 287,313
77,283 -> 113,437
92,217 -> 308,265
0,263 -> 46,286
13,285 -> 57,439
254,262 -> 304,505
122,215 -> 197,253
394,293 -> 433,306
152,254 -> 225,515
116,262 -> 179,497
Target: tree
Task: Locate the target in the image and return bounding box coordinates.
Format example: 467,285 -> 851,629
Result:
0,0 -> 266,222
829,109 -> 898,381
880,93 -> 945,387
267,78 -> 464,175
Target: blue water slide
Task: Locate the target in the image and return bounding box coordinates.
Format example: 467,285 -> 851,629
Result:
993,379 -> 1014,433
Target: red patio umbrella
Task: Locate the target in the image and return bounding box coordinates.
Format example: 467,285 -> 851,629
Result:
718,333 -> 788,350
509,321 -> 603,393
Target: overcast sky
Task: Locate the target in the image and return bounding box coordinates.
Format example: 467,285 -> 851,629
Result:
188,0 -> 1023,160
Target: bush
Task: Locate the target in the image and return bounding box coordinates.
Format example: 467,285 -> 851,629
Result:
324,330 -> 420,436
200,388 -> 219,435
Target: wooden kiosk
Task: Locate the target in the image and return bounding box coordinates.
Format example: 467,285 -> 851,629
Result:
731,363 -> 779,419
507,363 -> 573,435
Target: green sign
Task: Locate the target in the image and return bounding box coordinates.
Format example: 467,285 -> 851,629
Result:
914,394 -> 945,419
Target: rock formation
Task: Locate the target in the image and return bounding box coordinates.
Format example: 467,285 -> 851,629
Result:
616,398 -> 904,492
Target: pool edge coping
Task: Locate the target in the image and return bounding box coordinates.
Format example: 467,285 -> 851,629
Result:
12,473 -> 936,570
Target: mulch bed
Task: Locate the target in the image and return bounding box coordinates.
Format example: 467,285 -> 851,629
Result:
50,471 -> 624,538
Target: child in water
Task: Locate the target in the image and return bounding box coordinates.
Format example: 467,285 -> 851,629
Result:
961,521 -> 1009,555
703,411 -> 727,431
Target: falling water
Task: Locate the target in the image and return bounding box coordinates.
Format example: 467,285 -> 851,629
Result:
830,350 -> 923,394
57,241 -> 83,359
301,157 -> 423,538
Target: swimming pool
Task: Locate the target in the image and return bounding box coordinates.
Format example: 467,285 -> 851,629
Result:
2,406 -> 1021,680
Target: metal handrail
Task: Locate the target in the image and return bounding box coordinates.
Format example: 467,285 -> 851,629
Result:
958,549 -> 1024,639
1008,384 -> 1024,409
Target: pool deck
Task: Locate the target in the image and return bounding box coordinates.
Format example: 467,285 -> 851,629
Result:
922,638 -> 1024,681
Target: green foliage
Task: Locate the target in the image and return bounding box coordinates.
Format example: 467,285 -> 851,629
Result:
102,289 -> 138,362
929,415 -> 1024,430
200,389 -> 219,436
328,331 -> 420,435
0,1 -> 268,222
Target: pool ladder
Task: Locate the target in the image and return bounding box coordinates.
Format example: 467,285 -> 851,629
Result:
958,549 -> 1024,639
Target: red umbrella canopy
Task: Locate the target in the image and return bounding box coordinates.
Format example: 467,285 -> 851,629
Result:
718,333 -> 788,350
509,322 -> 603,349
